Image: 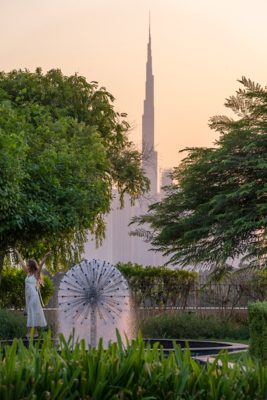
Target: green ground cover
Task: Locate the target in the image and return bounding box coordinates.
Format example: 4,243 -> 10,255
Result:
0,332 -> 266,400
140,313 -> 249,341
0,309 -> 26,340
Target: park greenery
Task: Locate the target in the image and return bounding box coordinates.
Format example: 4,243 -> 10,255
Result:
0,332 -> 267,400
141,313 -> 249,341
248,301 -> 267,363
0,68 -> 149,273
2,261 -> 267,312
133,77 -> 267,268
117,262 -> 197,307
0,267 -> 54,309
0,68 -> 267,399
0,309 -> 26,340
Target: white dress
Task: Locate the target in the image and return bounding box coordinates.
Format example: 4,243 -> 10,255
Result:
25,274 -> 47,327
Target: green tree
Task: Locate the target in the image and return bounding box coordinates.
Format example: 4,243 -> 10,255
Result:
0,69 -> 148,272
133,77 -> 267,268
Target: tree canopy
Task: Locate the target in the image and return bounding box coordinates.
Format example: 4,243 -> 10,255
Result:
133,77 -> 267,268
0,68 -> 148,271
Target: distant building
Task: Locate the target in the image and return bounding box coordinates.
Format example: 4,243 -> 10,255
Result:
142,23 -> 157,196
84,24 -> 169,266
160,168 -> 172,197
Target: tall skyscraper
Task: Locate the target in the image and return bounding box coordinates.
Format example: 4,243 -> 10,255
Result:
84,22 -> 167,266
142,22 -> 158,195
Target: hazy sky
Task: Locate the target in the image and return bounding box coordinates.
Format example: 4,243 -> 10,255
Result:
1,0 -> 267,169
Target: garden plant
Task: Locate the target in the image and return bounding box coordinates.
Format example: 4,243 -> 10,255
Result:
0,332 -> 266,399
140,312 -> 249,341
117,262 -> 197,308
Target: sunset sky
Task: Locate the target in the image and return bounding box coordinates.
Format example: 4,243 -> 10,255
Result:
1,0 -> 267,169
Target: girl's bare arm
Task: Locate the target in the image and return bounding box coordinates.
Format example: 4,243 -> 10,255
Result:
39,251 -> 52,271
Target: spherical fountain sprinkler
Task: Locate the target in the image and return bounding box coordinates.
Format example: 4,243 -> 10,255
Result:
58,259 -> 129,346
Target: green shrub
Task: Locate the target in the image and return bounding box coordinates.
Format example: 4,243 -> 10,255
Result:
248,301 -> 267,362
40,275 -> 55,306
0,309 -> 26,339
140,312 -> 249,340
0,332 -> 266,399
0,267 -> 54,309
116,262 -> 197,307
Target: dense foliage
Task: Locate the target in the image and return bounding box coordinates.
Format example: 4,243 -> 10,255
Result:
0,332 -> 266,399
0,69 -> 148,272
140,313 -> 249,340
248,301 -> 267,363
133,77 -> 267,267
0,309 -> 26,339
117,262 -> 197,307
0,267 -> 54,308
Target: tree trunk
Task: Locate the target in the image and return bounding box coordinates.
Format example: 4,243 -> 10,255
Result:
0,251 -> 5,284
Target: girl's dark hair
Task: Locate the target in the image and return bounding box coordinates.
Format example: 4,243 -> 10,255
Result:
27,259 -> 39,274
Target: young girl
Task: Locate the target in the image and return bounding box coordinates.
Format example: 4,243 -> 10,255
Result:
15,249 -> 52,338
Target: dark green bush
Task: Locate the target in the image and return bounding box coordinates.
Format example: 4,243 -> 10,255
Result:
0,332 -> 266,399
140,312 -> 249,340
0,309 -> 26,339
0,267 -> 54,309
116,262 -> 197,307
40,275 -> 54,306
248,301 -> 267,362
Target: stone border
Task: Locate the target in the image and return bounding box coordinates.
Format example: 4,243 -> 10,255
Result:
143,338 -> 248,357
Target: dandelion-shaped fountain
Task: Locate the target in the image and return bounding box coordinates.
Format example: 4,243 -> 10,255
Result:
58,259 -> 131,346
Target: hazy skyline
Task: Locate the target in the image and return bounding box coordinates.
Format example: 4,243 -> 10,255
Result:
1,0 -> 267,169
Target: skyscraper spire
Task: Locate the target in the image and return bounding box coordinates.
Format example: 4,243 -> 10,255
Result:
142,15 -> 157,194
149,10 -> 151,41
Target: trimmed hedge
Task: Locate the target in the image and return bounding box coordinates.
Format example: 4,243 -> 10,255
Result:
248,301 -> 267,362
140,313 -> 249,341
116,262 -> 197,307
0,267 -> 54,309
0,309 -> 26,339
0,333 -> 266,399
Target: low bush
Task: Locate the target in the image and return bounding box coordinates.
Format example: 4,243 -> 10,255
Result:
117,262 -> 197,307
0,267 -> 54,308
140,312 -> 249,341
248,301 -> 267,363
0,309 -> 26,339
0,332 -> 266,399
39,274 -> 54,306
